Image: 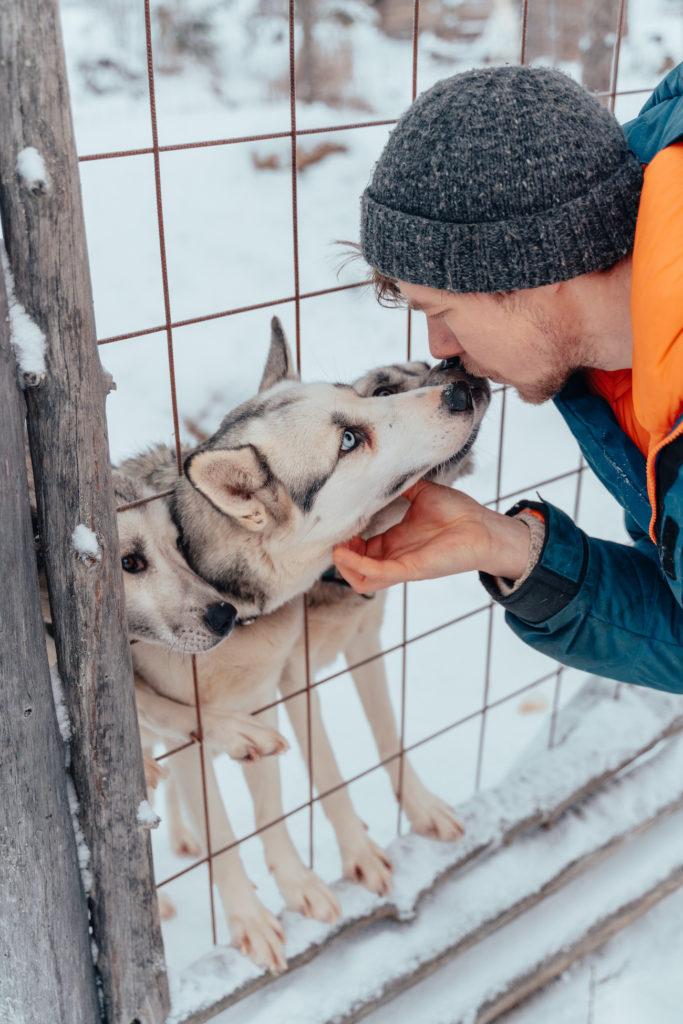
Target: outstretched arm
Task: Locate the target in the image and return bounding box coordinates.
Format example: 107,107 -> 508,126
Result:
333,481 -> 683,692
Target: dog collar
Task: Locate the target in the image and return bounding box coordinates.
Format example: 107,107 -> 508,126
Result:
319,565 -> 374,599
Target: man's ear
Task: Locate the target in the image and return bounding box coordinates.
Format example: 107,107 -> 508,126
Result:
185,446 -> 269,532
258,317 -> 299,392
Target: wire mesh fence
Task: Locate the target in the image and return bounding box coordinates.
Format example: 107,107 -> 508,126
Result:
67,0 -> 666,992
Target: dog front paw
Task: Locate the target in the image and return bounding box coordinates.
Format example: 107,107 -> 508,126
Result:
203,711 -> 289,762
401,781 -> 464,842
275,866 -> 341,924
342,834 -> 393,897
230,899 -> 287,975
157,890 -> 177,921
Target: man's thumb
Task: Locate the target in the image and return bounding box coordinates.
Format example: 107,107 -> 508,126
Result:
402,479 -> 432,503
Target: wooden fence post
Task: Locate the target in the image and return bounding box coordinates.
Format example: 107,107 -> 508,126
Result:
0,264 -> 102,1024
0,1 -> 170,1021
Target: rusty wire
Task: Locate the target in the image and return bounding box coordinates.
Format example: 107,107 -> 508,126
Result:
94,0 -> 643,958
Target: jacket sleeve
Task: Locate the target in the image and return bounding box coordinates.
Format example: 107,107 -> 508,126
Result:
480,500 -> 683,693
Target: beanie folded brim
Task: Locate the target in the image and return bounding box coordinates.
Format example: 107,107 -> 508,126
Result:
361,155 -> 643,293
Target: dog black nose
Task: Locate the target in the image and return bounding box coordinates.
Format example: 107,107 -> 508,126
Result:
203,602 -> 237,636
442,381 -> 473,413
438,356 -> 463,371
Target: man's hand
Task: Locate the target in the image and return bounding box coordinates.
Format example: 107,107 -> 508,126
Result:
333,480 -> 531,593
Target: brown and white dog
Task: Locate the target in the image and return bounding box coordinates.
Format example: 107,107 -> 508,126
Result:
127,319 -> 490,972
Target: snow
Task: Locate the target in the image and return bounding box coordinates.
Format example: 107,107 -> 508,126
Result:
1,247 -> 47,385
182,722 -> 683,1024
138,798 -> 162,830
49,664 -> 72,749
165,680 -> 682,1021
72,523 -> 101,562
48,664 -> 94,897
357,808 -> 683,1024
16,146 -> 49,194
502,883 -> 683,1024
66,776 -> 94,894
49,667 -> 94,899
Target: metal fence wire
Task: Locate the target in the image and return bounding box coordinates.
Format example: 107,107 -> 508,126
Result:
79,0 -> 646,958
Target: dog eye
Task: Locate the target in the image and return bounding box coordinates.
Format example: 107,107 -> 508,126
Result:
372,386 -> 396,397
122,553 -> 148,574
340,429 -> 362,453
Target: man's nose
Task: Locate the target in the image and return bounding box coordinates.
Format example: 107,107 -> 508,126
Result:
426,317 -> 464,358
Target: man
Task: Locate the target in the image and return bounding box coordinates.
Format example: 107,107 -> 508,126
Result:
334,64 -> 683,691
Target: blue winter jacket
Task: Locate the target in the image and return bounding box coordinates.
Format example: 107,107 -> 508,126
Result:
482,65 -> 683,692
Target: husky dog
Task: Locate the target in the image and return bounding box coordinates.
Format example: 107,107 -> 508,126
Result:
36,468 -> 287,772
277,355 -> 490,895
130,319 -> 490,973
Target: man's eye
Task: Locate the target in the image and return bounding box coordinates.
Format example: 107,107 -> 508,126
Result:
340,429 -> 362,453
372,386 -> 396,397
122,553 -> 148,574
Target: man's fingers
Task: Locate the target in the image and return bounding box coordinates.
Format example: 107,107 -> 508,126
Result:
333,546 -> 410,590
333,562 -> 374,593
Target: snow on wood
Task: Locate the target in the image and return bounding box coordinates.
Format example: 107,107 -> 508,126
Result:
1,248 -> 46,385
138,799 -> 161,830
49,664 -> 72,747
66,778 -> 94,895
16,145 -> 49,194
71,523 -> 101,562
360,814 -> 683,1024
167,680 -> 683,1023
181,735 -> 683,1024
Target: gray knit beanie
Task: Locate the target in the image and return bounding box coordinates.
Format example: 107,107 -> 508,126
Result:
361,66 -> 643,293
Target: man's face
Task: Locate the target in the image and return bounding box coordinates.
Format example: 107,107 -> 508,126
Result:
397,280 -> 586,405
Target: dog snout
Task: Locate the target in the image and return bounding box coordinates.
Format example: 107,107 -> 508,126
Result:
203,601 -> 238,637
441,381 -> 474,414
429,359 -> 490,406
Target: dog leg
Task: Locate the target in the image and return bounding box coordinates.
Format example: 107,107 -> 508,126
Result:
164,764 -> 202,858
346,629 -> 464,842
242,708 -> 340,925
280,661 -> 393,896
135,677 -> 288,760
139,732 -> 181,920
170,743 -> 287,974
157,890 -> 177,921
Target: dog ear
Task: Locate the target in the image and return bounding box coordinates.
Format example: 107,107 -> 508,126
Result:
111,469 -> 143,507
186,446 -> 269,531
258,317 -> 299,392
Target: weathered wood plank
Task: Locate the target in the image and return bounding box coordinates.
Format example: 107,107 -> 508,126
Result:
0,266 -> 100,1024
0,2 -> 169,1020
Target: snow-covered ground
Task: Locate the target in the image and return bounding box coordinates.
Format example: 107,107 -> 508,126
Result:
503,885 -> 683,1024
53,0 -> 683,1017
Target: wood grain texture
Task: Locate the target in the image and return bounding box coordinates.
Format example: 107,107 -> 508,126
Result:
0,1 -> 169,1020
0,264 -> 101,1024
